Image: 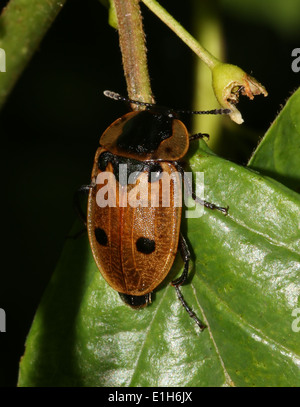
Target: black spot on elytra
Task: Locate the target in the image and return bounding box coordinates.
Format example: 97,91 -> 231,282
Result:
95,227 -> 108,246
136,237 -> 155,254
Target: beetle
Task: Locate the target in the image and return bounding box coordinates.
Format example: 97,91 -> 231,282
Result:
77,91 -> 230,330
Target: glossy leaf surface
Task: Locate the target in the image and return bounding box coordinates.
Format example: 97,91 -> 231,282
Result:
18,140 -> 300,387
248,87 -> 300,192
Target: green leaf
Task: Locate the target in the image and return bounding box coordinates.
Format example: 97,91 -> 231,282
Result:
220,0 -> 300,38
98,0 -> 118,29
0,0 -> 67,110
18,142 -> 300,387
248,87 -> 300,193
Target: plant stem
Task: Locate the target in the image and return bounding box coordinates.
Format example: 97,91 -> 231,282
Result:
113,0 -> 154,106
0,0 -> 67,110
141,0 -> 219,69
192,1 -> 225,151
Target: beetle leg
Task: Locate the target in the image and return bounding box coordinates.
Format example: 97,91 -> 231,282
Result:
189,132 -> 209,141
172,233 -> 190,286
189,180 -> 229,215
174,286 -> 206,331
74,183 -> 95,226
174,162 -> 229,215
171,234 -> 206,331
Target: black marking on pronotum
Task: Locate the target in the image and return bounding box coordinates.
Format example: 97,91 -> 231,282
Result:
95,227 -> 108,246
136,237 -> 156,254
117,111 -> 173,155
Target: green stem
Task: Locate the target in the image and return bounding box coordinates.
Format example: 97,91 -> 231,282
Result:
141,0 -> 220,69
191,1 -> 225,151
0,0 -> 67,110
113,0 -> 153,106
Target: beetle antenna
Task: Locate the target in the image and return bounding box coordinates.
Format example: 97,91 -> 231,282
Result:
174,107 -> 231,115
103,90 -> 156,109
104,90 -> 231,115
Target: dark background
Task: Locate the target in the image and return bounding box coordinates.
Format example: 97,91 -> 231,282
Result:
0,0 -> 299,386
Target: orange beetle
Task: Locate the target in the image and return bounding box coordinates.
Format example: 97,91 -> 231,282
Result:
78,91 -> 229,329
